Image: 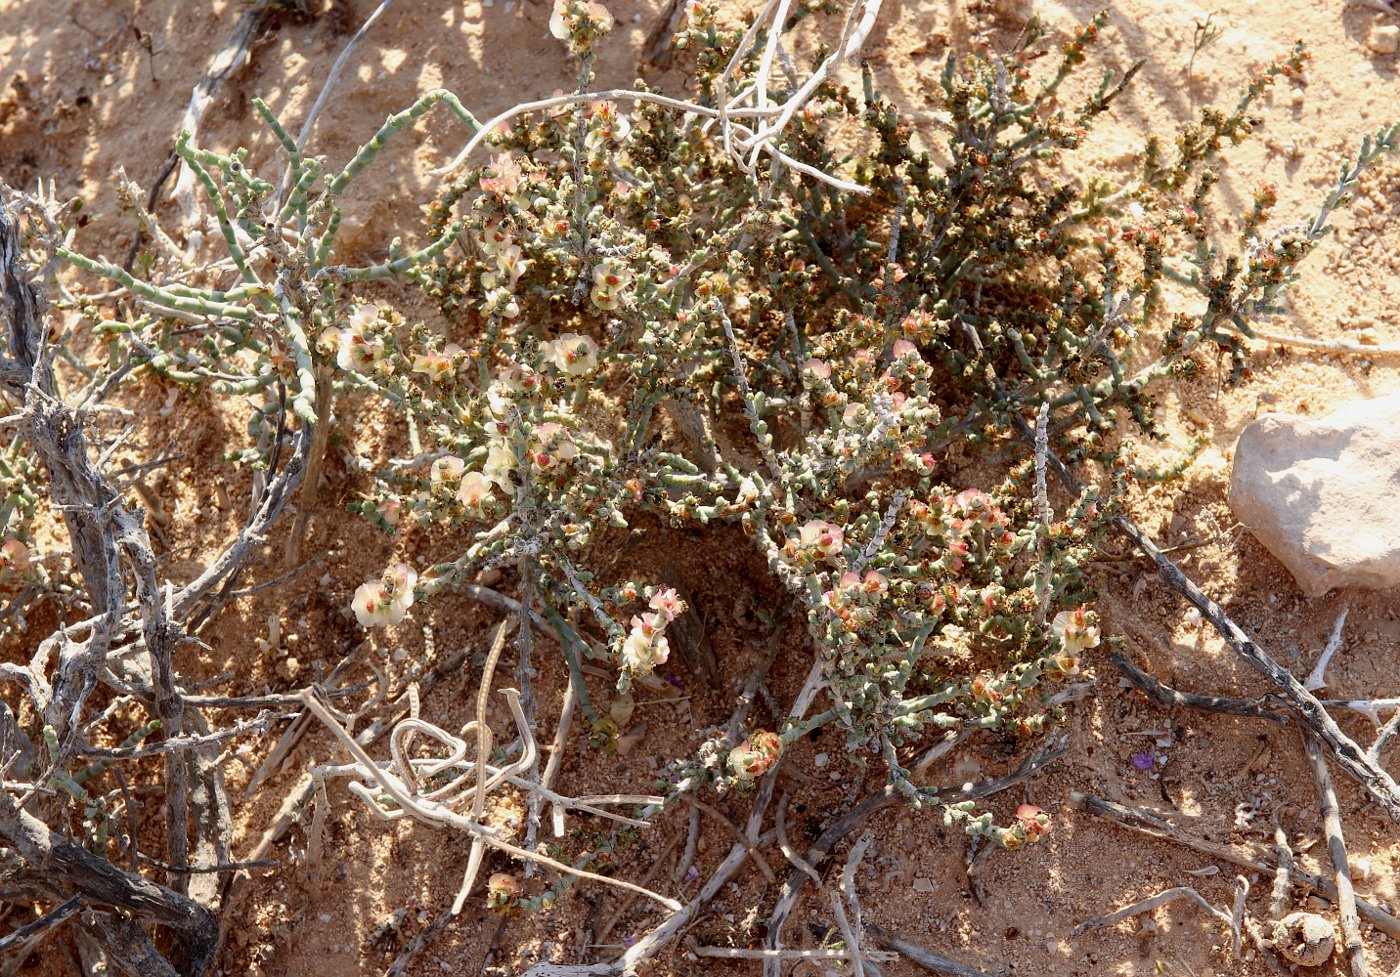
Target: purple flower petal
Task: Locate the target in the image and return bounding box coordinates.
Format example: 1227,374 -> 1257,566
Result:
1131,753 -> 1155,771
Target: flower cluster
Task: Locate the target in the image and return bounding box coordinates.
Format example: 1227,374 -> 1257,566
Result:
332,304 -> 394,375
1001,804 -> 1052,849
548,0 -> 614,58
1050,605 -> 1101,673
618,588 -> 686,686
728,731 -> 782,783
352,563 -> 417,628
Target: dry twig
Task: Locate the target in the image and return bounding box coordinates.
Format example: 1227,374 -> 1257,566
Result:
1082,795 -> 1400,940
1070,886 -> 1234,939
866,924 -> 999,977
1302,730 -> 1366,977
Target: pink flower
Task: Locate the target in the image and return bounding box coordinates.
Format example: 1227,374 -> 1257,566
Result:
530,422 -> 580,473
798,520 -> 844,559
411,351 -> 455,382
0,539 -> 29,571
728,731 -> 783,782
430,456 -> 466,495
648,588 -> 686,622
337,304 -> 389,374
378,497 -> 403,528
485,873 -> 521,911
803,358 -> 832,380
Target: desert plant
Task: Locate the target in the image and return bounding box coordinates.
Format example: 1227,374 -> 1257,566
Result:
0,1 -> 1395,974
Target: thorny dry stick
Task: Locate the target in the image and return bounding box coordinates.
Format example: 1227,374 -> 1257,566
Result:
0,895 -> 82,957
835,833 -> 875,977
0,187 -> 266,973
454,618 -> 514,912
1302,730 -> 1367,977
1081,795 -> 1400,940
1070,886 -> 1234,940
829,888 -> 867,977
538,674 -> 577,839
519,645 -> 830,977
385,904 -> 457,977
1305,606 -> 1350,692
674,800 -> 700,884
1246,328 -> 1400,356
776,793 -> 821,885
1114,650 -> 1400,726
1372,709 -> 1400,762
1269,811 -> 1293,921
1242,813 -> 1295,974
516,561 -> 545,874
279,0 -> 401,205
1229,876 -> 1249,960
0,788 -> 216,974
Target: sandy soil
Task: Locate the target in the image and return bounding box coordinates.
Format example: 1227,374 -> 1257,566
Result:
3,1 -> 1400,976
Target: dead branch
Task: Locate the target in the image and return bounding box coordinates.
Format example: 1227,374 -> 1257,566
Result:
385,904 -> 456,977
764,737 -> 1069,974
689,943 -> 897,963
0,895 -> 82,956
1081,794 -> 1400,941
168,6 -> 271,233
1302,731 -> 1366,977
0,790 -> 216,975
1070,886 -> 1233,939
1108,651 -> 1287,724
1007,403 -> 1400,824
866,924 -> 1000,977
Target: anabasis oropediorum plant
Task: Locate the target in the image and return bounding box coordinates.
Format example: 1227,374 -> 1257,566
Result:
20,0 -> 1397,865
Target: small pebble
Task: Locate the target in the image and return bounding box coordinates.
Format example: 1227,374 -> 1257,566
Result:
1370,25 -> 1400,55
913,878 -> 935,893
318,913 -> 331,923
813,752 -> 829,769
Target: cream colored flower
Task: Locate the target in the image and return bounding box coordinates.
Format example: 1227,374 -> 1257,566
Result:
1051,606 -> 1100,655
352,563 -> 417,628
540,333 -> 599,376
456,471 -> 492,510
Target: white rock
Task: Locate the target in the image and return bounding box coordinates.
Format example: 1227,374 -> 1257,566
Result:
1370,25 -> 1400,55
1229,395 -> 1400,597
